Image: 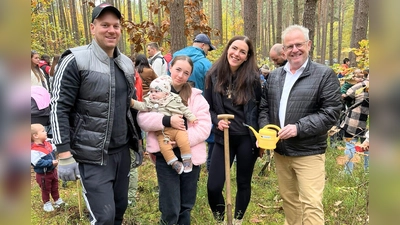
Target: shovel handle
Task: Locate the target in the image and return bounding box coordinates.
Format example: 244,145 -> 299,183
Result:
217,114 -> 234,225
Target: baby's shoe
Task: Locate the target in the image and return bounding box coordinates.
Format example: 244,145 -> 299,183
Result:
183,159 -> 193,173
172,161 -> 184,174
54,198 -> 65,208
43,201 -> 54,212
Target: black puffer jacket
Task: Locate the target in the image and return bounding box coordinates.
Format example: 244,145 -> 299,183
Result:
258,59 -> 341,156
50,40 -> 139,165
204,72 -> 262,148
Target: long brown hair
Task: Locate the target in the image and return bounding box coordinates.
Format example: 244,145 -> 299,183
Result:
170,55 -> 193,106
205,36 -> 258,105
31,50 -> 45,83
49,55 -> 61,77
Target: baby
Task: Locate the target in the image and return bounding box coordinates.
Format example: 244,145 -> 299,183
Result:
31,123 -> 65,212
131,75 -> 197,174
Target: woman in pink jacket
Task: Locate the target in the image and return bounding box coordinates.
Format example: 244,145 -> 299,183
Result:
137,55 -> 211,224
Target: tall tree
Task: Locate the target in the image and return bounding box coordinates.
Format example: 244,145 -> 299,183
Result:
293,0 -> 299,24
169,0 -> 186,53
320,0 -> 328,64
352,0 -> 369,66
213,0 -> 222,44
69,0 -> 80,45
276,0 -> 283,43
337,0 -> 345,64
243,0 -> 257,47
81,0 -> 90,45
349,0 -> 359,65
328,0 -> 335,65
302,0 -> 318,59
270,0 -> 275,44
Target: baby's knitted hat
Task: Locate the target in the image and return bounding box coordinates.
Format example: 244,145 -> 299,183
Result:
150,75 -> 172,93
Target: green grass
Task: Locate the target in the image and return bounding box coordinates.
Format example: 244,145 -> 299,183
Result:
31,144 -> 369,225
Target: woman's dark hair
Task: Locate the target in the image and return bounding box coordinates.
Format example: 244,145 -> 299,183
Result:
170,55 -> 194,106
205,35 -> 258,105
49,55 -> 60,77
134,54 -> 151,74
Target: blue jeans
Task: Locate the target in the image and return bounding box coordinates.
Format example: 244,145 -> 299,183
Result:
363,151 -> 369,171
155,150 -> 200,225
344,138 -> 357,174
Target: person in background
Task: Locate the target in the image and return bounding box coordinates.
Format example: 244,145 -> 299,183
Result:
259,64 -> 270,78
259,25 -> 341,225
50,3 -> 141,224
205,35 -> 262,225
147,42 -> 168,77
269,43 -> 287,68
137,55 -> 211,224
31,50 -> 49,90
341,68 -> 364,108
134,54 -> 158,96
31,123 -> 65,212
39,54 -> 52,89
340,75 -> 369,174
49,55 -> 60,92
338,58 -> 351,78
173,33 -> 215,91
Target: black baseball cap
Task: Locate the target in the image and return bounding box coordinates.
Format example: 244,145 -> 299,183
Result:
194,34 -> 216,51
92,3 -> 122,23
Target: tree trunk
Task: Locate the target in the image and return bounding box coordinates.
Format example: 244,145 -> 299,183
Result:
270,0 -> 275,44
81,0 -> 90,45
169,0 -> 186,53
69,0 -> 80,45
293,0 -> 299,24
328,0 -> 334,65
349,0 -> 359,66
213,0 -> 222,44
337,0 -> 344,64
320,0 -> 328,64
302,0 -> 318,60
243,0 -> 257,47
355,0 -> 369,46
276,0 -> 283,43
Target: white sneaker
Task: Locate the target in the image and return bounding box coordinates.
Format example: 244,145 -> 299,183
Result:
43,201 -> 54,212
54,198 -> 65,208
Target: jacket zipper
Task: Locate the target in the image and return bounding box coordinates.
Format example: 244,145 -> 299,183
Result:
102,60 -> 113,165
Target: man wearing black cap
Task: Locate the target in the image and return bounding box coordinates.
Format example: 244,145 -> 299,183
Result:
172,33 -> 216,91
50,2 -> 141,225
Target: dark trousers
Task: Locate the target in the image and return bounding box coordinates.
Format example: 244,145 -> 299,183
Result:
207,135 -> 258,220
35,169 -> 60,203
155,149 -> 200,225
79,148 -> 131,225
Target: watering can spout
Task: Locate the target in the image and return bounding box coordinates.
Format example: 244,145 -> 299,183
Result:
243,123 -> 281,150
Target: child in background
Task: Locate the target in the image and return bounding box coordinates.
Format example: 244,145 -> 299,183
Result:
130,75 -> 198,174
31,123 -> 64,212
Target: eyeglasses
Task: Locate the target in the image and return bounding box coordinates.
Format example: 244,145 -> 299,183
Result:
283,40 -> 309,51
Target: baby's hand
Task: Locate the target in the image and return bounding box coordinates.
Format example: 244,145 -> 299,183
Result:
191,119 -> 198,124
130,98 -> 135,107
53,160 -> 59,166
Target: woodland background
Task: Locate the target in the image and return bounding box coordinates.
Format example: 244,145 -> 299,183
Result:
31,0 -> 369,69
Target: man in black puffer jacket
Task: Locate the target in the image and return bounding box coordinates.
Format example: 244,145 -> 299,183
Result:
258,25 -> 341,225
50,3 -> 141,225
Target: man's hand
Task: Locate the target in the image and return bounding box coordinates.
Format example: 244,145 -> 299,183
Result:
278,124 -> 298,140
58,155 -> 80,181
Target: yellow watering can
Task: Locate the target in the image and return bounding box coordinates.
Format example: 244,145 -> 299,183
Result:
243,123 -> 281,150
